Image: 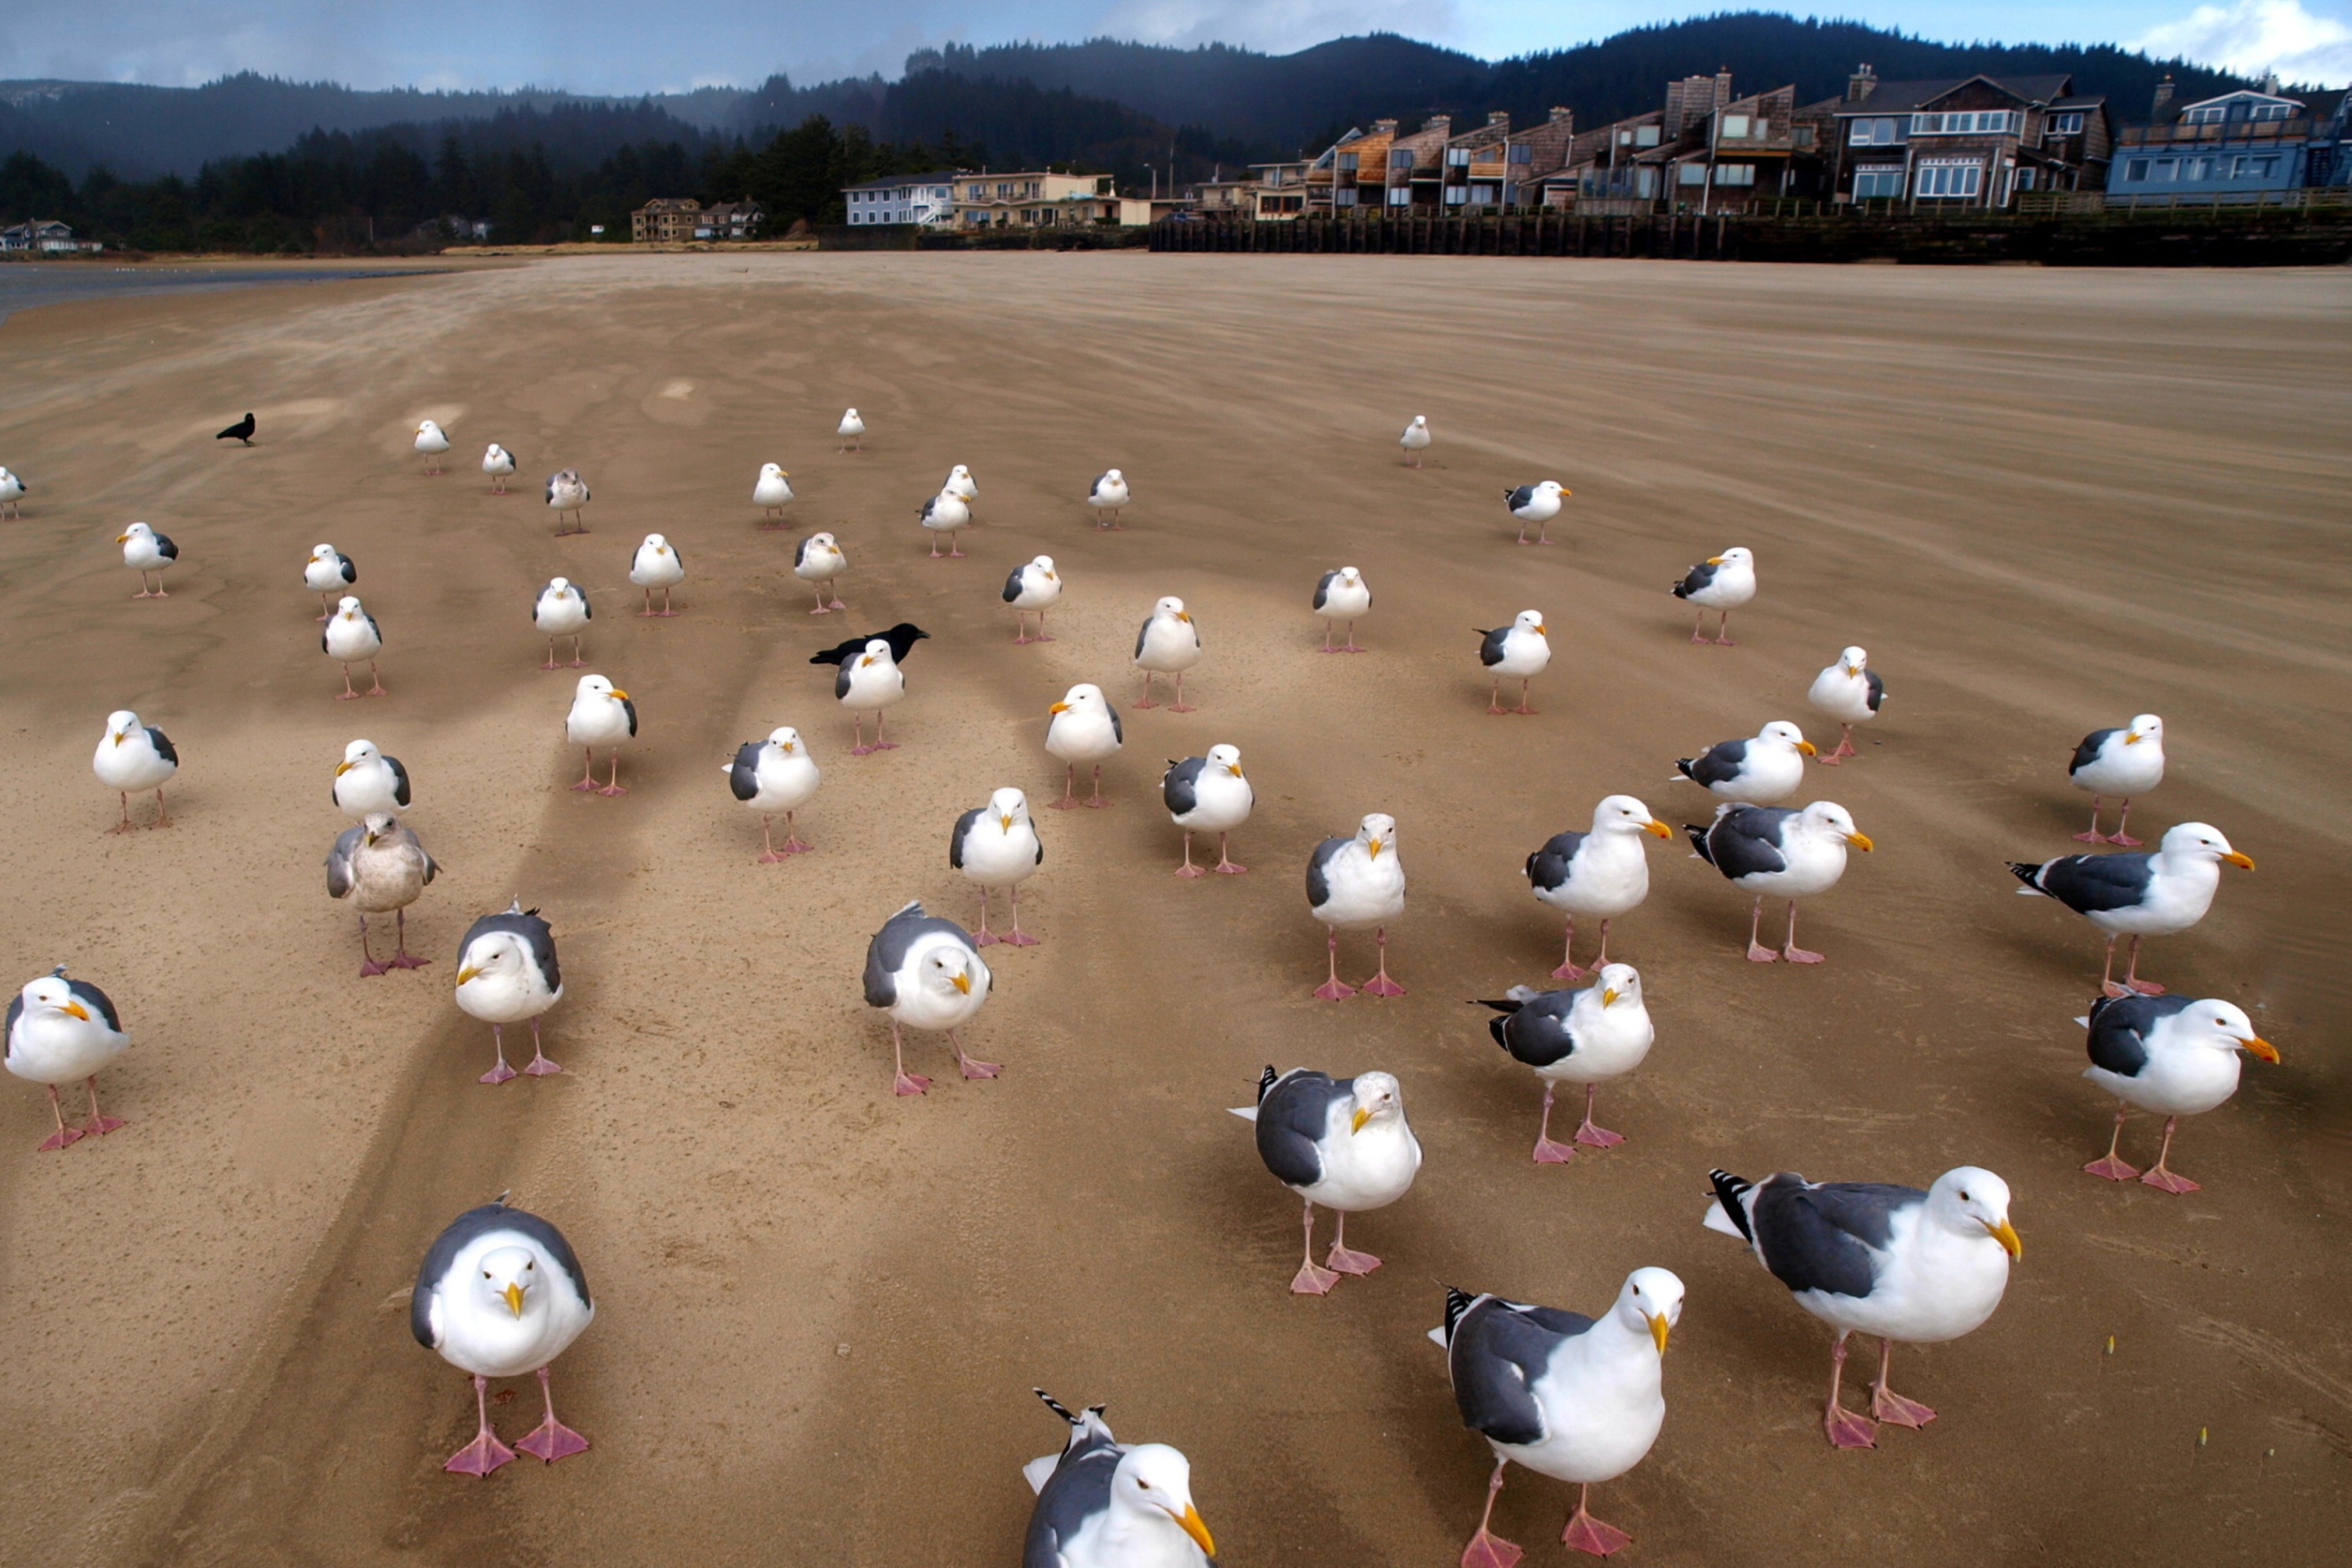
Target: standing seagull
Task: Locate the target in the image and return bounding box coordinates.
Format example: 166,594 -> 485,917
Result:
2009,822 -> 2252,997
94,710 -> 177,831
1807,647 -> 1886,764
1163,745 -> 1252,876
483,443 -> 517,493
216,412 -> 255,445
951,787 -> 1045,946
1045,684 -> 1122,808
752,462 -> 795,527
629,533 -> 685,617
943,463 -> 978,503
412,1198 -> 595,1476
0,466 -> 25,519
323,595 -> 387,699
326,812 -> 439,976
7,967 -> 131,1151
793,532 -> 848,614
833,639 -> 907,756
1134,596 -> 1201,710
333,738 -> 412,817
1307,813 -> 1406,999
304,543 -> 357,620
1479,964 -> 1655,1162
1526,795 -> 1673,979
532,577 -> 591,669
1433,1270 -> 1684,1564
1671,546 -> 1756,645
564,675 -> 636,795
1477,610 -> 1551,715
1503,480 -> 1569,546
1232,1065 -> 1420,1294
1688,801 -> 1873,964
545,469 -> 590,535
727,726 -> 820,860
836,408 -> 865,452
1312,566 -> 1370,653
1704,1166 -> 2020,1450
1399,414 -> 1432,466
2068,714 -> 2164,845
862,901 -> 996,1095
118,522 -> 177,598
1022,1391 -> 1217,1567
414,419 -> 452,475
1673,720 -> 1816,806
918,489 -> 971,557
453,900 -> 564,1083
1004,555 -> 1062,643
1087,469 -> 1130,528
2078,992 -> 2278,1193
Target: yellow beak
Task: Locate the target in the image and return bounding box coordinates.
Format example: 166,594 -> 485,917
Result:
1174,1505 -> 1216,1557
335,760 -> 354,776
1350,1106 -> 1371,1134
1367,839 -> 1383,859
1795,740 -> 1818,756
1049,701 -> 1070,714
1535,623 -> 1548,636
1987,1219 -> 2023,1260
1648,1313 -> 1671,1354
951,972 -> 971,995
503,1282 -> 525,1316
61,1000 -> 91,1021
2242,1036 -> 2281,1063
1000,814 -> 1013,830
2221,851 -> 2255,871
1644,818 -> 1672,838
1177,611 -> 1192,622
1846,832 -> 1875,852
1706,555 -> 1726,564
116,532 -> 131,543
1846,664 -> 1860,675
1602,987 -> 1619,1006
1228,764 -> 1243,777
2124,732 -> 2142,744
364,831 -> 380,846
455,964 -> 482,985
610,688 -> 629,701
113,733 -> 125,746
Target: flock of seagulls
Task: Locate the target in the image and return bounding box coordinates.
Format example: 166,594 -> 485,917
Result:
5,393 -> 2278,1564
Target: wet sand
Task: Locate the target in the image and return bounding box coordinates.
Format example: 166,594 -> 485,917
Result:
0,253 -> 2345,1566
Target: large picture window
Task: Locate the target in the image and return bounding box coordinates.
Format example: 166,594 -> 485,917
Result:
1848,117 -> 1902,145
1912,110 -> 2020,136
1852,165 -> 1904,198
1914,160 -> 1984,198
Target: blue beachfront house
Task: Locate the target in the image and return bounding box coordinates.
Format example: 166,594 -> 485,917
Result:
2107,83 -> 2349,203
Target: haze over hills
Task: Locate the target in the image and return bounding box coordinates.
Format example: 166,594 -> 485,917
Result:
1,13 -> 2258,181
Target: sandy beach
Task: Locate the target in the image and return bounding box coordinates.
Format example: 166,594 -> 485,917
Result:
0,251 -> 2345,1566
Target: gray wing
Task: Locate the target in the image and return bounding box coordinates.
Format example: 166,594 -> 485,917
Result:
1673,560 -> 1717,599
62,978 -> 123,1033
1864,670 -> 1886,712
1134,617 -> 1151,660
4,994 -> 20,1041
1478,626 -> 1508,666
2086,992 -> 2191,1077
1488,990 -> 1579,1068
2069,728 -> 2120,777
919,495 -> 938,521
1682,738 -> 1747,788
154,533 -> 177,559
729,742 -> 763,802
1750,1173 -> 1922,1300
1696,807 -> 1793,880
1162,756 -> 1205,817
364,610 -> 382,643
338,556 -> 356,584
2020,852 -> 2154,915
460,910 -> 560,992
949,807 -> 982,870
1313,569 -> 1337,610
145,727 -> 177,764
620,696 -> 638,737
1449,1295 -> 1594,1447
1305,835 -> 1348,909
1107,702 -> 1122,744
1505,485 -> 1536,512
545,476 -> 557,503
1255,1068 -> 1346,1188
385,755 -> 412,806
795,537 -> 813,568
577,586 -> 591,619
1002,566 -> 1025,603
413,1200 -> 592,1348
1091,471 -> 1112,497
834,662 -> 854,701
325,824 -> 364,898
1023,1437 -> 1122,1568
1525,830 -> 1584,894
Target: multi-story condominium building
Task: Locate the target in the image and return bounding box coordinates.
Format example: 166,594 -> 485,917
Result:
947,171 -> 1146,227
2107,80 -> 2348,203
695,202 -> 764,239
630,198 -> 704,243
841,172 -> 965,226
1827,67 -> 2112,207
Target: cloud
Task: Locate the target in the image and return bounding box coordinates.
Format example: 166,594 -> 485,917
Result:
2135,0 -> 2352,82
1091,0 -> 1466,55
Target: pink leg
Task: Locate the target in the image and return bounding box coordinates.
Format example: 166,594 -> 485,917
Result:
37,1084 -> 84,1151
1782,902 -> 1824,964
1321,625 -> 1336,653
522,1018 -> 563,1077
541,639 -> 561,670
569,638 -> 586,668
811,586 -> 832,615
1459,1459 -> 1523,1568
1746,898 -> 1779,963
2074,796 -> 2108,844
365,662 -> 386,697
2083,1103 -> 2140,1181
80,1077 -> 124,1138
1213,831 -> 1246,875
871,714 -> 898,753
1593,920 -> 1612,967
1050,763 -> 1082,810
759,817 -> 788,864
660,588 -> 677,617
1034,613 -> 1053,642
1325,1209 -> 1382,1276
892,1022 -> 931,1097
444,1374 -> 518,1477
597,755 -> 628,796
2098,934 -> 2127,999
777,812 -> 813,853
153,788 -> 169,829
1561,1485 -> 1630,1557
571,748 -> 599,791
1003,883 -> 1040,946
1823,1334 -> 1878,1448
850,716 -> 874,758
950,1028 -> 1000,1080
480,1025 -> 518,1085
1314,930 -> 1356,1000
1713,612 -> 1736,647
1573,1082 -> 1624,1147
1361,927 -> 1406,996
1083,764 -> 1107,808
1168,673 -> 1196,713
1176,831 -> 1206,878
1136,671 -> 1160,710
2119,935 -> 2163,996
1487,678 -> 1507,715
390,908 -> 430,970
2109,798 -> 2141,848
639,589 -> 657,617
337,666 -> 361,701
1342,622 -> 1363,653
973,886 -> 1000,947
948,539 -> 964,558
1531,1083 -> 1576,1164
1819,724 -> 1854,765
2139,1115 -> 2201,1194
929,537 -> 943,558
1869,1337 -> 1936,1428
1552,916 -> 1584,981
113,792 -> 136,834
1690,611 -> 1708,645
514,1365 -> 590,1463
358,913 -> 392,978
1014,613 -> 1034,644
1290,1201 -> 1339,1294
1512,679 -> 1536,715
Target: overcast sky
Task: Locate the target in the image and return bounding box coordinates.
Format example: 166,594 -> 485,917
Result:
2,1 -> 2345,92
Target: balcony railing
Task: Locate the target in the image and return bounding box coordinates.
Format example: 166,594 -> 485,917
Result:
2119,118 -> 2314,147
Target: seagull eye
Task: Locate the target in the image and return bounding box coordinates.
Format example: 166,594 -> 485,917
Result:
1137,1480 -> 1150,1490
1958,1191 -> 1970,1202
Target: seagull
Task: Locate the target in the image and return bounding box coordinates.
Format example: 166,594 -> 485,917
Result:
943,463 -> 978,503
834,639 -> 906,756
483,443 -> 517,493
412,1197 -> 595,1476
1087,469 -> 1130,528
1312,567 -> 1370,653
414,419 -> 452,474
836,408 -> 865,452
327,812 -> 439,976
862,900 -> 996,1095
454,901 -> 564,1083
532,577 -> 591,669
1807,647 -> 1886,764
630,532 -> 685,617
1671,546 -> 1756,645
303,543 -> 357,620
118,521 -> 177,598
952,786 -> 1045,947
0,465 -> 24,519
7,967 -> 131,1151
1163,745 -> 1251,876
918,490 -> 971,557
1231,1065 -> 1420,1294
1134,596 -> 1201,710
1526,795 -> 1673,979
1400,414 -> 1432,467
1022,1390 -> 1217,1567
216,412 -> 255,445
545,469 -> 590,535
1004,555 -> 1062,643
1503,480 -> 1569,546
727,726 -> 820,861
1046,684 -> 1123,808
1674,720 -> 1816,805
753,462 -> 795,526
793,532 -> 848,614
565,675 -> 636,795
323,595 -> 387,699
2079,992 -> 2279,1192
2068,714 -> 2164,845
2009,822 -> 2252,997
333,738 -> 412,818
1432,1270 -> 1683,1565
94,710 -> 177,831
1477,610 -> 1550,715
1687,800 -> 1873,964
1307,813 -> 1406,999
1704,1165 -> 2020,1450
1478,964 -> 1655,1162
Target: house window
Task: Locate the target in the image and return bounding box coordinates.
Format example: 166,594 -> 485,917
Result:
1849,117 -> 1901,146
2125,158 -> 2150,181
1635,125 -> 1660,147
1913,110 -> 2020,135
1793,124 -> 1815,147
2181,156 -> 2213,180
1852,165 -> 1904,198
2184,106 -> 2226,124
1386,185 -> 1410,205
2249,103 -> 2293,121
1508,143 -> 1532,163
2013,167 -> 2037,191
1337,152 -> 1358,172
1913,159 -> 1984,198
1389,149 -> 1413,168
2047,112 -> 2084,136
2232,154 -> 2279,178
1677,163 -> 1707,186
1445,147 -> 1470,166
1334,187 -> 1358,207
1445,186 -> 1468,203
1722,114 -> 1750,138
2153,158 -> 2177,181
1713,163 -> 1755,186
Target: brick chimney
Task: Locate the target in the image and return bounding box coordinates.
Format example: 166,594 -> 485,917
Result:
1424,115 -> 1451,137
2152,76 -> 2175,117
1847,64 -> 1877,104
1373,118 -> 1399,136
1548,105 -> 1574,127
1487,110 -> 1511,130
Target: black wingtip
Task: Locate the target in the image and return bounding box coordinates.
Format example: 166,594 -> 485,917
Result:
1674,757 -> 1696,779
2006,860 -> 2042,887
1255,1063 -> 1278,1103
1708,1169 -> 1756,1241
1684,825 -> 1714,863
1440,1285 -> 1476,1343
1034,1388 -> 1084,1426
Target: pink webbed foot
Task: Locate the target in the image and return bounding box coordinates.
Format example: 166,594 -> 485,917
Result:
1175,863 -> 1208,879
359,959 -> 393,978
523,1054 -> 563,1077
2140,1166 -> 2201,1195
1871,1387 -> 1937,1428
1168,702 -> 1197,714
1361,974 -> 1406,997
1001,930 -> 1040,947
1461,1530 -> 1525,1568
2109,832 -> 2143,848
1313,979 -> 1356,1000
1134,697 -> 1160,710
444,1431 -> 517,1477
1574,1121 -> 1624,1149
759,850 -> 791,864
893,1070 -> 932,1097
1081,795 -> 1108,808
1512,705 -> 1538,716
1325,1246 -> 1382,1276
1712,635 -> 1737,647
479,1062 -> 519,1085
849,744 -> 878,758
1782,944 -> 1824,964
1824,1405 -> 1878,1449
37,1125 -> 86,1152
1747,941 -> 1780,963
1552,960 -> 1588,981
539,659 -> 561,670
1290,1260 -> 1341,1295
1815,752 -> 1844,767
871,741 -> 899,753
2124,977 -> 2165,996
391,954 -> 430,970
336,689 -> 363,702
2073,828 -> 2106,843
974,929 -> 1002,948
2100,979 -> 2132,1000
1533,1137 -> 1577,1165
569,777 -> 597,792
595,783 -> 630,797
1215,862 -> 1248,875
957,1054 -> 1001,1081
2083,1154 -> 2140,1182
1561,1508 -> 1631,1557
515,1417 -> 590,1463
1049,797 -> 1082,811
82,1115 -> 126,1137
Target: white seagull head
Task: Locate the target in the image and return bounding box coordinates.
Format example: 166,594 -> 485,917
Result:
17,973 -> 94,1024
1153,595 -> 1191,623
336,595 -> 364,620
988,786 -> 1031,830
338,739 -> 381,773
1708,546 -> 1754,568
766,724 -> 802,754
1336,565 -> 1362,586
1101,468 -> 1125,483
1347,1069 -> 1405,1133
858,639 -> 893,670
118,522 -> 157,544
1927,1168 -> 2022,1258
417,419 -> 442,437
455,935 -> 531,987
1205,742 -> 1243,777
1758,720 -> 1816,756
104,710 -> 142,746
2172,999 -> 2279,1062
1840,645 -> 1869,674
761,461 -> 786,479
1593,961 -> 1643,1009
807,532 -> 838,553
1612,1267 -> 1685,1354
1795,800 -> 1873,852
1031,555 -> 1057,578
360,809 -> 399,844
1049,683 -> 1107,717
1535,479 -> 1566,499
577,674 -> 626,702
1513,608 -> 1547,637
1109,1444 -> 1214,1557
2157,822 -> 2252,870
1356,812 -> 1396,858
1594,793 -> 1673,838
472,1244 -> 546,1321
310,543 -> 339,563
920,945 -> 977,998
641,532 -> 670,554
546,576 -> 575,598
2124,713 -> 2164,746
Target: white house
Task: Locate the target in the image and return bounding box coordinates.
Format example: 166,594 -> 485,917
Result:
841,172 -> 966,227
0,219 -> 97,253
